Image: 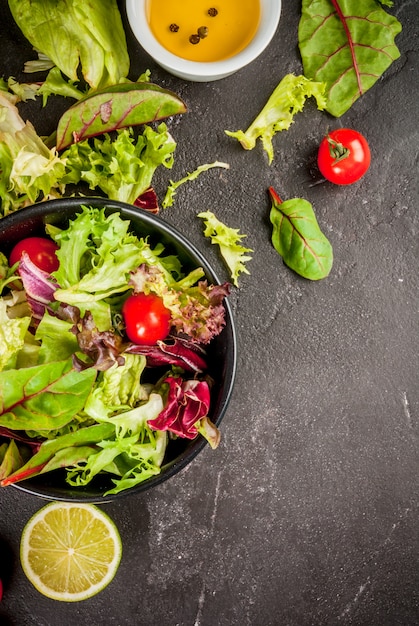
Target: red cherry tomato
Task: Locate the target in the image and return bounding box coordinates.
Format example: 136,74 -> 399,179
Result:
317,129 -> 371,185
122,293 -> 171,345
9,237 -> 59,273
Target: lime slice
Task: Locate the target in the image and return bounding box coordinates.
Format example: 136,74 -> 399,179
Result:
20,502 -> 122,602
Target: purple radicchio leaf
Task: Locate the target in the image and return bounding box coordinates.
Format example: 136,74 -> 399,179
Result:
126,335 -> 207,373
18,252 -> 58,302
134,187 -> 159,214
148,376 -> 220,448
18,252 -> 58,319
72,312 -> 126,371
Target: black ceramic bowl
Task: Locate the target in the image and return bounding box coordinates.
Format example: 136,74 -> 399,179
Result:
0,197 -> 237,502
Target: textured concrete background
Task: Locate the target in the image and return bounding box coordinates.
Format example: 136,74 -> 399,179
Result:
0,1 -> 418,625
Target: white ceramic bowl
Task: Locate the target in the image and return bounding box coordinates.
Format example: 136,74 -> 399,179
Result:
126,0 -> 282,82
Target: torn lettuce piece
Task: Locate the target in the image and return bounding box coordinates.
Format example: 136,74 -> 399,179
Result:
8,0 -> 130,90
198,211 -> 253,287
162,161 -> 230,209
225,74 -> 326,164
37,67 -> 86,106
84,354 -> 149,422
0,299 -> 31,371
0,93 -> 66,215
61,124 -> 176,205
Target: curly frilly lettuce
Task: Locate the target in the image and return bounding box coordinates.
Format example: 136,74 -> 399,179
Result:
225,74 -> 326,164
198,211 -> 253,287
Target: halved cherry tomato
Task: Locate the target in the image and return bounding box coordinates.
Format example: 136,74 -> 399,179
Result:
9,237 -> 59,273
317,129 -> 371,185
122,293 -> 171,345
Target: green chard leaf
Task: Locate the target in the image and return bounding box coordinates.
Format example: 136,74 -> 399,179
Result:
198,211 -> 253,287
269,187 -> 333,281
0,358 -> 97,431
298,0 -> 402,117
1,422 -> 115,486
225,74 -> 326,164
56,82 -> 186,150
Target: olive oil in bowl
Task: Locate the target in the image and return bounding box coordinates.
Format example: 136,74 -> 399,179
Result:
146,0 -> 261,62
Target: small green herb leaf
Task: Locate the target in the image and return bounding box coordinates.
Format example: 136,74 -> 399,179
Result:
269,187 -> 333,281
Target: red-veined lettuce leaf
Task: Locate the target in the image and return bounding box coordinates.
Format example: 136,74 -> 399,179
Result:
0,358 -> 97,431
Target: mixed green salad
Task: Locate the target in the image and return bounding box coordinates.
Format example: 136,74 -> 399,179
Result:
0,205 -> 230,495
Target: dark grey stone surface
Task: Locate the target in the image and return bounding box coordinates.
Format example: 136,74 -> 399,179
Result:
0,2 -> 418,625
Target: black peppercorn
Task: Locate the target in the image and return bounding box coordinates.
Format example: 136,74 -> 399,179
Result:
208,8 -> 218,17
197,26 -> 209,39
169,23 -> 179,32
189,33 -> 201,44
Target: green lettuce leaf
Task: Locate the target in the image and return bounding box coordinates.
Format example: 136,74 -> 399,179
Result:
162,161 -> 230,209
198,211 -> 253,287
61,125 -> 176,205
8,0 -> 130,90
51,206 -> 151,329
0,93 -> 66,215
225,74 -> 326,164
0,299 -> 31,371
35,311 -> 79,364
298,0 -> 402,117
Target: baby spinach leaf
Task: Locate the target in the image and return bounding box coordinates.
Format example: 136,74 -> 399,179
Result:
269,187 -> 333,280
298,0 -> 402,117
56,82 -> 187,150
0,359 -> 97,431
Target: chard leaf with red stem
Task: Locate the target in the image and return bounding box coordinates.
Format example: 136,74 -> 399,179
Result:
298,0 -> 402,117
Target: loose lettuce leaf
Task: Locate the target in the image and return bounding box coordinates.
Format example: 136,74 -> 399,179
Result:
8,0 -> 130,91
225,74 -> 326,164
298,0 -> 402,117
0,93 -> 66,215
198,211 -> 253,287
38,67 -> 86,106
56,82 -> 186,150
269,187 -> 333,280
61,125 -> 176,205
0,299 -> 31,371
162,161 -> 230,209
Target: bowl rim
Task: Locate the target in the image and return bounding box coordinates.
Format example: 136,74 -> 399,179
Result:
125,0 -> 282,79
1,197 -> 237,503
